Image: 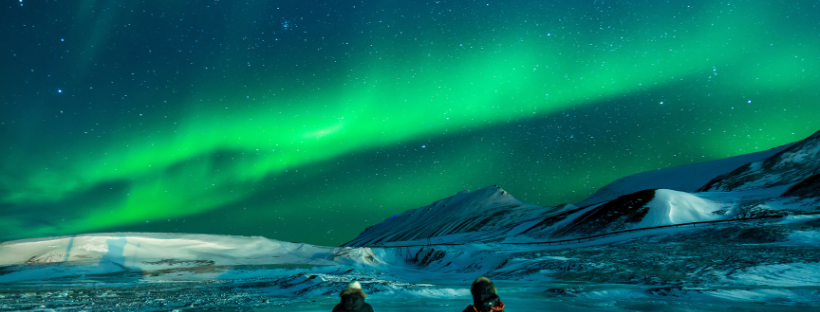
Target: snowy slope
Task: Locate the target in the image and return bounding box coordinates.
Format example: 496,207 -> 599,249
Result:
782,173 -> 820,199
523,189 -> 727,239
576,143 -> 792,207
342,186 -> 551,247
699,129 -> 820,192
346,131 -> 820,247
2,217 -> 820,310
0,233 -> 380,284
346,186 -> 735,244
4,223 -> 820,310
636,189 -> 726,227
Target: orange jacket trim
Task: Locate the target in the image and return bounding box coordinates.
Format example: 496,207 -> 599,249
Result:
472,302 -> 505,312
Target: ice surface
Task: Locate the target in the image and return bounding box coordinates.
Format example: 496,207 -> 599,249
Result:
257,290 -> 820,312
734,263 -> 820,287
782,230 -> 820,246
2,229 -> 819,311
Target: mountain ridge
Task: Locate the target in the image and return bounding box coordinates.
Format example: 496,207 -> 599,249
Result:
344,129 -> 820,247
699,130 -> 820,192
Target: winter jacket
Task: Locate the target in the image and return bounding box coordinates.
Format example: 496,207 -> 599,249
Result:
463,277 -> 505,312
461,296 -> 505,312
332,288 -> 374,312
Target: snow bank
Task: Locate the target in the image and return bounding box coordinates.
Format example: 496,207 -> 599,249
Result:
732,263 -> 820,287
782,230 -> 820,246
0,233 -> 339,267
636,189 -> 725,227
0,233 -> 383,283
705,288 -> 820,304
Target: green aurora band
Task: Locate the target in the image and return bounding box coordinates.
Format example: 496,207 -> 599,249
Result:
1,0 -> 818,245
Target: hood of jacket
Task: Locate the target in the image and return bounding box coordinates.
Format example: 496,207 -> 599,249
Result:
339,288 -> 367,311
471,277 -> 502,312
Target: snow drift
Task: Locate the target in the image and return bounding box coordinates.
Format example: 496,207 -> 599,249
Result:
0,233 -> 380,284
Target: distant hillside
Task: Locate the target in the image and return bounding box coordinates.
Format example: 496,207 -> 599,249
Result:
342,186 -> 553,247
344,129 -> 820,247
575,143 -> 792,207
699,130 -> 820,192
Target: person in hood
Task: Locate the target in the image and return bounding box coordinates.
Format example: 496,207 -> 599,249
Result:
462,276 -> 505,312
332,281 -> 374,312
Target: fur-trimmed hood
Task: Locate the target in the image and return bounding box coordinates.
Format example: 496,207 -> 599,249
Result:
339,287 -> 367,298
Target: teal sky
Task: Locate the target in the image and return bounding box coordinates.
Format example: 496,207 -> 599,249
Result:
1,0 -> 818,246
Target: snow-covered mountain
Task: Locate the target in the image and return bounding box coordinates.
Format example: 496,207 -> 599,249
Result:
0,233 -> 381,284
575,143 -> 793,207
345,129 -> 820,247
782,173 -> 820,199
699,130 -> 820,192
522,189 -> 726,239
0,233 -> 406,310
342,186 -> 555,247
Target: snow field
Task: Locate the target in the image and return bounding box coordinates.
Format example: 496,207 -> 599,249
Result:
637,189 -> 726,228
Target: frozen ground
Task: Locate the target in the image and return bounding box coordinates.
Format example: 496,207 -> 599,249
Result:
2,218 -> 819,311
2,277 -> 819,311
4,283 -> 818,312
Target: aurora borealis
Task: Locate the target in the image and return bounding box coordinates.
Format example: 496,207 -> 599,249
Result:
1,0 -> 818,246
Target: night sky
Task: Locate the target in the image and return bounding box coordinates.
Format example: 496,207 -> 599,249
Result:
1,0 -> 818,246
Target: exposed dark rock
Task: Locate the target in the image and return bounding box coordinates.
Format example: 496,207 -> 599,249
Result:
521,206 -> 586,235
546,288 -> 577,296
730,200 -> 791,220
413,248 -> 447,266
646,286 -> 684,297
551,189 -> 657,238
522,189 -> 658,239
659,224 -> 791,244
782,174 -> 820,198
140,259 -> 215,266
698,130 -> 820,192
342,186 -> 549,247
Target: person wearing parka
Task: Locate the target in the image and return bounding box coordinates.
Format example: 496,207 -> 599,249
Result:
462,276 -> 505,312
332,281 -> 374,312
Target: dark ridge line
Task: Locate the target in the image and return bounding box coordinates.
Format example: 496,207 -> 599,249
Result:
364,212 -> 820,248
342,201 -> 603,247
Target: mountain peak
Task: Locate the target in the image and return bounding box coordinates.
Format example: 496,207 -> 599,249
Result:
342,185 -> 544,247
346,129 -> 820,247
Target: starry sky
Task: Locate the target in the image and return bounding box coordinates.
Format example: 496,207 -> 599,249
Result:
1,0 -> 818,246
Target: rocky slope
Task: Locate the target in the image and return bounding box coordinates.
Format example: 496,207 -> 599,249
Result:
576,143 -> 793,207
342,186 -> 553,246
346,129 -> 820,246
699,129 -> 820,192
